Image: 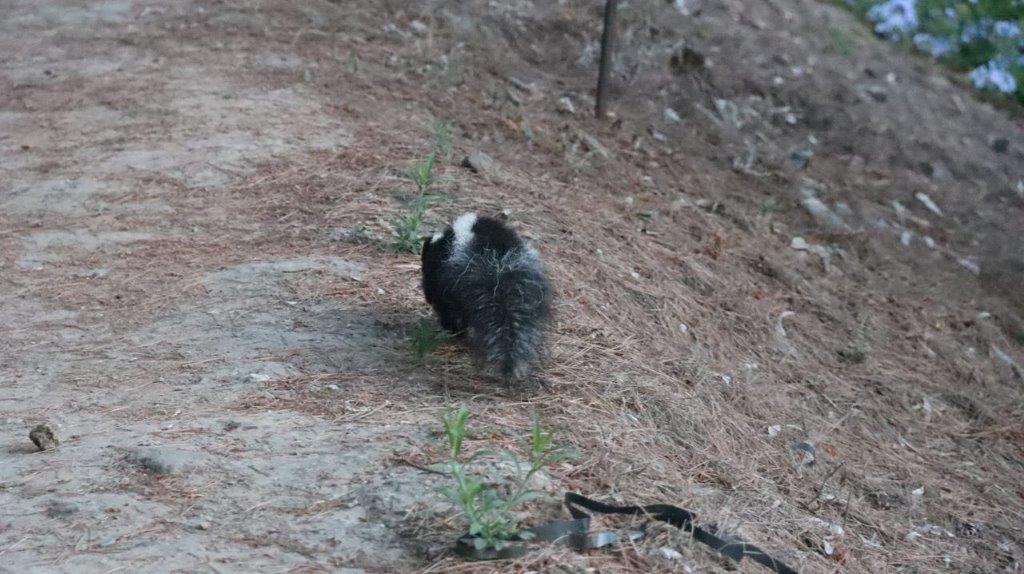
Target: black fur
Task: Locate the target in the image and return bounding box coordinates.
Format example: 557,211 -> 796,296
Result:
421,214 -> 551,383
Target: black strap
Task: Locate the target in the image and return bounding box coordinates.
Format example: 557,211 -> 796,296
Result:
564,493 -> 799,574
454,492 -> 799,574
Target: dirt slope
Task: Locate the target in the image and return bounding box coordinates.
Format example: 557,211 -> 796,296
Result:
1,1 -> 1022,573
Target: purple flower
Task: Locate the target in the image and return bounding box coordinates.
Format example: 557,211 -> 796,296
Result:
969,60 -> 1018,94
868,0 -> 918,38
993,21 -> 1021,38
913,33 -> 955,57
961,19 -> 992,43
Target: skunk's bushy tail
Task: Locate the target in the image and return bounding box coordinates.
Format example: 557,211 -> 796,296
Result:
455,246 -> 550,383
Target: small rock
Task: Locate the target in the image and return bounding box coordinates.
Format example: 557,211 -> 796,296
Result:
556,96 -> 576,115
461,152 -> 497,176
663,107 -> 682,123
784,112 -> 798,125
578,132 -> 611,159
800,196 -> 851,233
790,237 -> 810,250
911,486 -> 925,497
991,137 -> 1009,154
790,146 -> 813,170
509,77 -> 540,97
863,85 -> 887,102
794,441 -> 816,466
672,0 -> 696,16
238,361 -> 296,385
669,197 -> 692,211
658,546 -> 684,560
29,424 -> 59,451
409,20 -> 429,36
767,424 -> 782,437
126,447 -> 198,475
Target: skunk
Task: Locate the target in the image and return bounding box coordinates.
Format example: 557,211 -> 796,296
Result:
421,213 -> 551,384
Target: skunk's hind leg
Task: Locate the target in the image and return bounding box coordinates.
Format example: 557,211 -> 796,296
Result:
434,304 -> 467,336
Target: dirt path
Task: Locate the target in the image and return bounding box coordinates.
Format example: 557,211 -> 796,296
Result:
0,2 -> 440,571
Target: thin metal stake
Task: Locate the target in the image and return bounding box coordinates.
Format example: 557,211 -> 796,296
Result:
595,0 -> 619,118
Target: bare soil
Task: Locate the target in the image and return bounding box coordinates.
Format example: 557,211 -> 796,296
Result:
1,1 -> 1022,573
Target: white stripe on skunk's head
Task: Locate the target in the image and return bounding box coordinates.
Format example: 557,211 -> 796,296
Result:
430,232 -> 444,243
451,212 -> 477,252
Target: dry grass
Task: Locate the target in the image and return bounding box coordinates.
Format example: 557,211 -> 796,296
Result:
205,94 -> 1023,572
